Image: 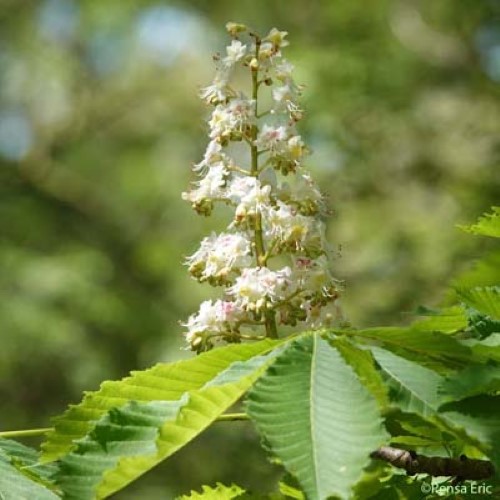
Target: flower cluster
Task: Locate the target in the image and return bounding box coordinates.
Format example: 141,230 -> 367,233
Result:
182,23 -> 343,351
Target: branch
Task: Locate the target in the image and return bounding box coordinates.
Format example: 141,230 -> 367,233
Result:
371,446 -> 495,480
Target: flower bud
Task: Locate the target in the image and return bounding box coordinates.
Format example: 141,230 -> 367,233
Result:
226,22 -> 247,36
264,28 -> 289,48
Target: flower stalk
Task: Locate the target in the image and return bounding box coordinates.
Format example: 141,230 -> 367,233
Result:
182,23 -> 344,351
249,36 -> 277,338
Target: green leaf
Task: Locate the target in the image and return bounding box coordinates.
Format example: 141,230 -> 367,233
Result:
0,439 -> 59,499
389,435 -> 440,447
411,306 -> 467,334
177,482 -> 245,499
458,207 -> 500,238
351,461 -> 392,500
452,251 -> 500,290
55,399 -> 184,498
376,351 -> 500,466
371,347 -> 444,417
358,474 -> 423,500
465,307 -> 500,339
439,364 -> 500,402
278,480 -> 305,499
0,438 -> 58,486
54,343 -> 282,499
462,334 -> 500,363
247,334 -> 388,500
457,286 -> 500,321
42,339 -> 280,462
340,327 -> 472,370
332,338 -> 389,408
440,396 -> 500,470
389,412 -> 444,443
98,375 -> 268,498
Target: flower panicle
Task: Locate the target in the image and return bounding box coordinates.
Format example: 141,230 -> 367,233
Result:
182,24 -> 344,352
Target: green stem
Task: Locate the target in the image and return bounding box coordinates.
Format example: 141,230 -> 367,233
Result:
256,110 -> 272,119
249,38 -> 278,340
261,237 -> 279,264
215,412 -> 250,422
239,334 -> 266,341
229,165 -> 252,176
0,414 -> 251,439
270,288 -> 304,310
0,428 -> 52,439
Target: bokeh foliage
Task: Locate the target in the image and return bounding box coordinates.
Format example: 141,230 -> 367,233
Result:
0,0 -> 498,496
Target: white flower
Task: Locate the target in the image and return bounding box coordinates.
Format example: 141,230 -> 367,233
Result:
228,97 -> 254,122
184,300 -> 223,336
272,82 -> 303,119
272,84 -> 294,103
208,105 -> 234,140
257,41 -> 277,62
256,131 -> 306,174
184,299 -> 244,345
227,176 -> 272,218
228,266 -> 292,309
194,140 -> 224,173
200,70 -> 234,105
287,136 -> 306,161
278,172 -> 322,205
208,98 -> 254,140
262,201 -> 323,251
182,163 -> 227,204
292,255 -> 334,295
275,60 -> 294,81
301,299 -> 342,329
224,40 -> 247,65
186,231 -> 252,280
255,125 -> 288,151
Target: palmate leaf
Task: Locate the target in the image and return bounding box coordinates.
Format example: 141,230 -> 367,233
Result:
458,206 -> 500,238
53,342 -> 284,499
247,334 -> 388,500
42,339 -> 280,462
0,438 -> 59,499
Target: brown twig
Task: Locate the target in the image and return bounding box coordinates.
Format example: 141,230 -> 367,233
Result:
371,446 -> 495,480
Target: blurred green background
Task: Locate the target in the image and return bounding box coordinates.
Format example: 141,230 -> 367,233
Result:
0,0 -> 499,497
